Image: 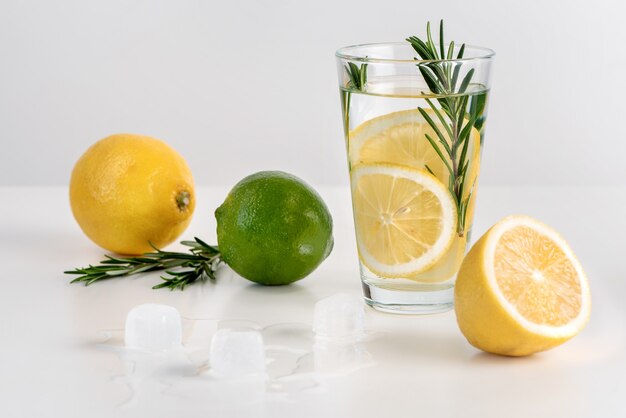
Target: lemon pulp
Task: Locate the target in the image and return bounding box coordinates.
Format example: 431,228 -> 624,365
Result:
351,163 -> 456,279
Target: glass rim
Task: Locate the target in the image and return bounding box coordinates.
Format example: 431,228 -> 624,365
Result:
335,41 -> 495,64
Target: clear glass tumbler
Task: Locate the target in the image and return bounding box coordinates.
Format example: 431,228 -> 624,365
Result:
336,42 -> 494,314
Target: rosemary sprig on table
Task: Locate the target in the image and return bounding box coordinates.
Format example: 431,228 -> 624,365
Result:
407,20 -> 485,237
65,237 -> 222,290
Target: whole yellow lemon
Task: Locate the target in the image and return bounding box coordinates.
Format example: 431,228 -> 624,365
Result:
70,134 -> 195,255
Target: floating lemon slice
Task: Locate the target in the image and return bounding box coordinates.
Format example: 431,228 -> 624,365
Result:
348,108 -> 481,187
351,163 -> 457,278
455,215 -> 591,356
348,109 -> 482,235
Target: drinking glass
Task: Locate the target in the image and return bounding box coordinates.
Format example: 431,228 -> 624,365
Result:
336,42 -> 494,314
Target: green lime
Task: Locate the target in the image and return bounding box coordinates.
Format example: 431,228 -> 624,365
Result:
215,171 -> 333,285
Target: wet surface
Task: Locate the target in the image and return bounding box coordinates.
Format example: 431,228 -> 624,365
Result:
96,317 -> 375,411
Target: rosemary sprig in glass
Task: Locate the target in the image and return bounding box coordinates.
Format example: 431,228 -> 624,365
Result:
65,237 -> 222,290
407,20 -> 486,237
342,60 -> 368,133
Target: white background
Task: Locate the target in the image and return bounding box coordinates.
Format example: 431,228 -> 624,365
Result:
2,3 -> 625,415
1,0 -> 625,187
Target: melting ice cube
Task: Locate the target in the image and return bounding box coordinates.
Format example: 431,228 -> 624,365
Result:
313,293 -> 365,339
210,327 -> 266,378
124,304 -> 182,351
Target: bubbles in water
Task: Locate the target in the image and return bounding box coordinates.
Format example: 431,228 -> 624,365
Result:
210,327 -> 267,378
312,293 -> 366,339
124,304 -> 182,351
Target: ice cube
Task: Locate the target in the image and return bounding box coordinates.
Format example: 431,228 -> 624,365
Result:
124,304 -> 182,351
312,293 -> 365,339
210,327 -> 266,378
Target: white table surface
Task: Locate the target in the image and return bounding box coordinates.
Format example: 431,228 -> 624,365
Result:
1,185 -> 624,418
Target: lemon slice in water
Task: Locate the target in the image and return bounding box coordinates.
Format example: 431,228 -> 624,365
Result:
349,109 -> 482,244
349,109 -> 481,186
351,163 -> 457,278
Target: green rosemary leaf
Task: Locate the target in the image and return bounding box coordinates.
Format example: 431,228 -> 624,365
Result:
407,38 -> 429,59
104,269 -> 133,276
424,133 -> 453,176
418,66 -> 440,94
156,251 -> 203,260
461,184 -> 475,232
447,41 -> 455,60
459,200 -> 467,231
468,92 -> 478,118
438,98 -> 453,116
346,63 -> 357,83
426,22 -> 437,59
439,20 -> 445,60
428,63 -> 450,91
343,90 -> 352,134
458,114 -> 477,150
443,48 -> 453,83
347,62 -> 359,86
451,63 -> 462,92
417,62 -> 437,83
204,263 -> 216,278
158,260 -> 185,269
438,136 -> 452,156
425,98 -> 453,139
110,257 -> 151,264
101,255 -> 142,264
162,269 -> 187,277
360,63 -> 368,87
194,236 -> 213,247
69,275 -> 89,284
455,94 -> 470,132
459,157 -> 470,178
345,61 -> 368,91
418,107 -> 451,155
457,43 -> 466,59
458,68 -> 475,93
474,118 -> 485,132
424,165 -> 436,176
469,92 -> 487,130
180,240 -> 198,247
407,37 -> 436,60
152,280 -> 172,290
448,175 -> 456,200
457,161 -> 469,196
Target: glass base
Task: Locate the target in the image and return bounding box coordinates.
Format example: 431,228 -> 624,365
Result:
362,279 -> 454,315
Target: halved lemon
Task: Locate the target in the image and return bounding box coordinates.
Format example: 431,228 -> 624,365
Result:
455,215 -> 591,356
351,163 -> 456,278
